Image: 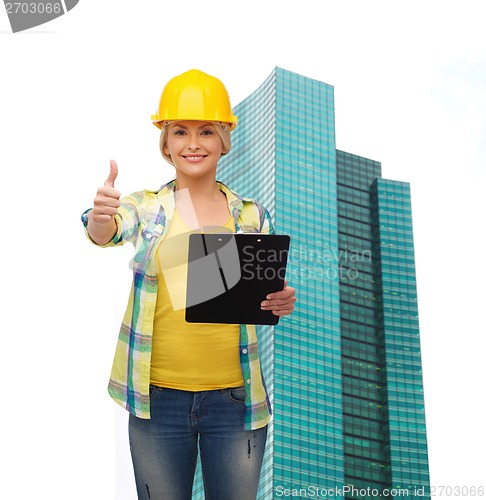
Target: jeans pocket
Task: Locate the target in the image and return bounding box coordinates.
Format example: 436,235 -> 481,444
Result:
228,386 -> 246,403
149,384 -> 162,397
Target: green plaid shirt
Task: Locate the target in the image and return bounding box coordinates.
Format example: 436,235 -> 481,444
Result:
82,180 -> 274,430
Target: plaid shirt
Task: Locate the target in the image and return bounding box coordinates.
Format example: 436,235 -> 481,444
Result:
81,180 -> 274,430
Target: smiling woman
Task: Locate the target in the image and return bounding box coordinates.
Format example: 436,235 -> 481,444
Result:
82,68 -> 296,499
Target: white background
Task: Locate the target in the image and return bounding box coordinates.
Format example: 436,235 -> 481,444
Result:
1,1 -> 485,498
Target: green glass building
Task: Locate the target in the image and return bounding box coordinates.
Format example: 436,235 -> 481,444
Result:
192,67 -> 430,499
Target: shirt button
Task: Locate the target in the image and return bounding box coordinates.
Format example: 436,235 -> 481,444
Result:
242,349 -> 248,354
246,379 -> 251,384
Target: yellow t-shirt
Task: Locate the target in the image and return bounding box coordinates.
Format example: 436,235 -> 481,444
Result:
150,208 -> 244,390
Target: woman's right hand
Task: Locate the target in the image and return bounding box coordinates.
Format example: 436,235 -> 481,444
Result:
90,159 -> 121,223
87,160 -> 120,244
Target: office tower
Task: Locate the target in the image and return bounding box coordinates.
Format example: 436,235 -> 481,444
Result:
192,67 -> 430,499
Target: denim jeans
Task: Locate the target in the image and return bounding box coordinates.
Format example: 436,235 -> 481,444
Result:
128,385 -> 268,500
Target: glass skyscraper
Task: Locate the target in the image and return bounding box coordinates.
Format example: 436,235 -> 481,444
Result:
192,67 -> 430,499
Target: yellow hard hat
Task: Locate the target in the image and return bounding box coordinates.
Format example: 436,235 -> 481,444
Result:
151,69 -> 238,130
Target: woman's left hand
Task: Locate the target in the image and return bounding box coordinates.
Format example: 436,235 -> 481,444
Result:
260,280 -> 296,317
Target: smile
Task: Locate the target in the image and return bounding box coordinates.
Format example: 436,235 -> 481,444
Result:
182,155 -> 207,161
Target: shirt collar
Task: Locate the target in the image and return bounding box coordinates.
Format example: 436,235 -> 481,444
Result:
154,179 -> 246,214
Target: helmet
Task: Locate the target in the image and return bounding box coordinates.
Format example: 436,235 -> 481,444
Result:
151,69 -> 238,130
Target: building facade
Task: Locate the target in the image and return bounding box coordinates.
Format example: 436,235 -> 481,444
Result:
192,67 -> 430,499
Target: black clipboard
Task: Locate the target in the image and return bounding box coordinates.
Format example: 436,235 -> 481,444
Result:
185,233 -> 290,325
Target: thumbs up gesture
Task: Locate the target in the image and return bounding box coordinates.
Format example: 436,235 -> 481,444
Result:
91,160 -> 121,223
87,160 -> 121,244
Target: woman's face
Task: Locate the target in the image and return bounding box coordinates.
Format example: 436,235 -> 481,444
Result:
163,121 -> 224,178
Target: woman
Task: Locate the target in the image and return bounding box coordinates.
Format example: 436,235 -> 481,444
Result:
82,69 -> 296,499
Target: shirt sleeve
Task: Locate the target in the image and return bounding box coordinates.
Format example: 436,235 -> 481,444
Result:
260,206 -> 275,235
81,191 -> 144,248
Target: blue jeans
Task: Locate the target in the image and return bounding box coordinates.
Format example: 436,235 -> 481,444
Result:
128,386 -> 268,500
